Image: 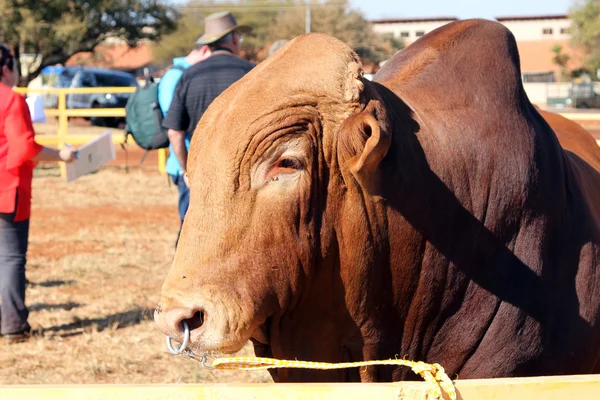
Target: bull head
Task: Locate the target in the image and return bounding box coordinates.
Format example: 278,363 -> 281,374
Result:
155,33 -> 396,382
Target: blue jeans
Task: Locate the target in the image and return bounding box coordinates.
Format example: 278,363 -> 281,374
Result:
171,174 -> 190,247
171,174 -> 190,222
0,212 -> 30,335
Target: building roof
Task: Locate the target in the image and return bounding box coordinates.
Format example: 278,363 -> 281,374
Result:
370,17 -> 458,24
371,14 -> 569,24
66,44 -> 152,71
495,14 -> 568,22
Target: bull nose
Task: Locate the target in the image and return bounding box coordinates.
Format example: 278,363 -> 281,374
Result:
154,305 -> 205,343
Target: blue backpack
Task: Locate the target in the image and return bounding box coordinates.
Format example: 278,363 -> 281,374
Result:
124,67 -> 183,150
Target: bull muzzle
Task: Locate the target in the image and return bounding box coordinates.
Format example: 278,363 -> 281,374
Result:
154,303 -> 205,348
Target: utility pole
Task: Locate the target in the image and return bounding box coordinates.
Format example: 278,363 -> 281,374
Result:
305,1 -> 311,34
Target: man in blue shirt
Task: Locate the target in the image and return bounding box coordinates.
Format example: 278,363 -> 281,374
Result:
158,44 -> 210,237
164,11 -> 253,187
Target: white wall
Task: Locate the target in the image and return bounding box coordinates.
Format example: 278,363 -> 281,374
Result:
499,18 -> 571,41
372,20 -> 457,42
373,17 -> 572,43
523,82 -> 572,105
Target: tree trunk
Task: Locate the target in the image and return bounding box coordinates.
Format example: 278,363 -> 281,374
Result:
11,41 -> 28,88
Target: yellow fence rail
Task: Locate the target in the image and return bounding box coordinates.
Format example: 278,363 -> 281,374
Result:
2,374 -> 600,400
14,87 -> 167,177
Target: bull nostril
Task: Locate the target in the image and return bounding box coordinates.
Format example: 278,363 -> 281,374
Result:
182,310 -> 204,332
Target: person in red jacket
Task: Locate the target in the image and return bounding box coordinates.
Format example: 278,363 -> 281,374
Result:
0,44 -> 77,343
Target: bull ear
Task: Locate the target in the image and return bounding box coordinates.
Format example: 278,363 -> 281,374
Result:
339,111 -> 391,180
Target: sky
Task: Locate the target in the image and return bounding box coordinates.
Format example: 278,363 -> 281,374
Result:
173,1 -> 575,21
351,0 -> 574,20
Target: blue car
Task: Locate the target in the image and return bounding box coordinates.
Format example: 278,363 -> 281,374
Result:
42,66 -> 139,127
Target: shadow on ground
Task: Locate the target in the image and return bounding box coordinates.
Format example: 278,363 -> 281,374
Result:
29,302 -> 83,312
26,279 -> 76,288
42,307 -> 154,338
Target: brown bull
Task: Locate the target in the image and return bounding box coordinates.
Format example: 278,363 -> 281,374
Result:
155,19 -> 600,382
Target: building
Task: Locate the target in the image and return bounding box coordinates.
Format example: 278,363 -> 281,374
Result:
496,15 -> 571,41
371,17 -> 459,45
496,15 -> 582,83
371,15 -> 583,83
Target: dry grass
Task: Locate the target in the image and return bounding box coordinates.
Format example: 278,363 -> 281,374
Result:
0,166 -> 271,384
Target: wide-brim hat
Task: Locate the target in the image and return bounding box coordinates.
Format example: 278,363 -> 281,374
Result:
195,11 -> 252,46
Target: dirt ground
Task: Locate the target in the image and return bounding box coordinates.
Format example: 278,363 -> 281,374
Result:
0,165 -> 270,384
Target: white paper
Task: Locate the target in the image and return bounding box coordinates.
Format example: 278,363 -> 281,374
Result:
65,130 -> 116,182
26,95 -> 46,123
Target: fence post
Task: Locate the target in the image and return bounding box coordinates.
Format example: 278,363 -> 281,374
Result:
57,89 -> 68,179
158,148 -> 167,175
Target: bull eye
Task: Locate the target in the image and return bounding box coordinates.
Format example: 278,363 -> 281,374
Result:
264,156 -> 304,184
276,158 -> 302,170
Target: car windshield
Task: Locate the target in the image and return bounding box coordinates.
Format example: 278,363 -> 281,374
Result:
56,70 -> 77,88
95,73 -> 137,87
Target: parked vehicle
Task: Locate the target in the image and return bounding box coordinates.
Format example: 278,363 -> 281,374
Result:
40,67 -> 78,109
41,67 -> 139,127
547,83 -> 600,109
568,83 -> 600,108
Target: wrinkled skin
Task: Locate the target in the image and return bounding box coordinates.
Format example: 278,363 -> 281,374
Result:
155,19 -> 600,382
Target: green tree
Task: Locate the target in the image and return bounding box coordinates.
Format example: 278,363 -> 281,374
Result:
152,0 -> 284,65
268,0 -> 403,63
153,0 -> 403,65
569,0 -> 600,78
551,44 -> 571,81
0,0 -> 178,86
151,5 -> 205,66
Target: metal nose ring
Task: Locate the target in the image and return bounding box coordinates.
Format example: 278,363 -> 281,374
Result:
166,320 -> 190,355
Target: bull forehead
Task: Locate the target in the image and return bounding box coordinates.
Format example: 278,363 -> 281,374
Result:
192,34 -> 362,154
243,33 -> 361,104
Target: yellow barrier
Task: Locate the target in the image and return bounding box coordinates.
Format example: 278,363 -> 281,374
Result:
33,134 -> 127,146
14,87 -> 167,176
2,374 -> 600,399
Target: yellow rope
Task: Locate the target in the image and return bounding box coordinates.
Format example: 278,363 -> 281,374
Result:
206,356 -> 456,400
